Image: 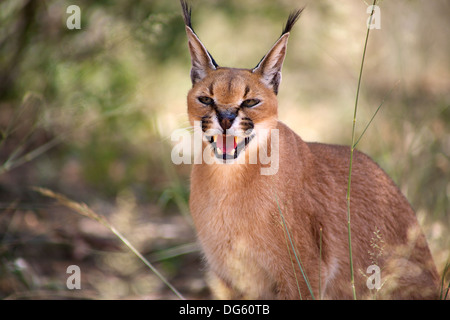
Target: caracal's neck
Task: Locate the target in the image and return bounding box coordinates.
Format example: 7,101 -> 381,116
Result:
193,149 -> 263,187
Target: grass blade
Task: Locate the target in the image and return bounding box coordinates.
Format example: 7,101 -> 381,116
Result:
32,187 -> 186,300
346,0 -> 378,300
276,196 -> 315,300
281,213 -> 302,299
353,80 -> 400,149
439,259 -> 450,300
319,227 -> 322,300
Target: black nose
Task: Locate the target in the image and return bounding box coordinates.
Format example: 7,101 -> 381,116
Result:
217,111 -> 237,131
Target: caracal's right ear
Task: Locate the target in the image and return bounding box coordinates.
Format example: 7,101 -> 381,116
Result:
181,0 -> 218,85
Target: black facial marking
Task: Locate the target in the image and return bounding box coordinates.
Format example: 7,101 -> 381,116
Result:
201,115 -> 212,132
243,85 -> 250,98
240,117 -> 254,131
227,76 -> 235,93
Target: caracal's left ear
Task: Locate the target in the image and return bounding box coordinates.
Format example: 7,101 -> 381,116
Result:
181,0 -> 218,85
252,9 -> 304,95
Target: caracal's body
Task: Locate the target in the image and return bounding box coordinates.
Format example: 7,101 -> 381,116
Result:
181,1 -> 439,299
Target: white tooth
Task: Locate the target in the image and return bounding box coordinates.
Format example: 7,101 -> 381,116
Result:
217,148 -> 223,155
230,148 -> 235,155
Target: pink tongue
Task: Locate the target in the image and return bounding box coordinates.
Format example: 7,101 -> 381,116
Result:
216,135 -> 236,153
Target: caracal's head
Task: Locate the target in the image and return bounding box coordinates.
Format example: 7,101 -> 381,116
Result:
181,1 -> 303,162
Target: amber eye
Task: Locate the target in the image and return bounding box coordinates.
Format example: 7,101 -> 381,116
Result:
198,96 -> 214,105
241,99 -> 260,108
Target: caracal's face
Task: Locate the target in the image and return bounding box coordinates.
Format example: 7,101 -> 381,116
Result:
187,67 -> 278,161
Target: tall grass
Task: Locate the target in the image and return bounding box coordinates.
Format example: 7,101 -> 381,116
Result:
276,0 -> 424,301
345,0 -> 378,300
278,0 -> 384,300
276,195 -> 315,299
0,94 -> 62,176
33,187 -> 186,300
440,261 -> 450,300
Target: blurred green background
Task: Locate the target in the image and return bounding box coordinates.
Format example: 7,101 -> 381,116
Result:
0,0 -> 448,299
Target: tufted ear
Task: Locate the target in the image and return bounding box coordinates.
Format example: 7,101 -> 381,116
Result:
252,33 -> 290,95
181,0 -> 218,85
185,26 -> 218,85
252,9 -> 303,94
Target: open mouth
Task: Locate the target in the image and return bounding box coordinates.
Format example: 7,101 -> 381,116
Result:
206,134 -> 254,160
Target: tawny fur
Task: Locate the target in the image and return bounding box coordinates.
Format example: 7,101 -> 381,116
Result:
181,1 -> 439,300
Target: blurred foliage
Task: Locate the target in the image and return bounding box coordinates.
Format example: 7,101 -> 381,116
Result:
0,0 -> 448,299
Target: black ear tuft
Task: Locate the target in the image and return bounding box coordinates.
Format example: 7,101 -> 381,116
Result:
252,8 -> 304,94
180,0 -> 193,30
180,0 -> 219,69
281,8 -> 304,35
